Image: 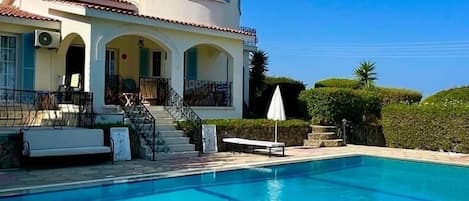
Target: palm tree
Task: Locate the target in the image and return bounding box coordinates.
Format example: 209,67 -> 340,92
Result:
249,50 -> 269,112
354,61 -> 378,89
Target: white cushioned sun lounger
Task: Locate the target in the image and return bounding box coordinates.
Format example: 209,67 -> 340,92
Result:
222,138 -> 285,156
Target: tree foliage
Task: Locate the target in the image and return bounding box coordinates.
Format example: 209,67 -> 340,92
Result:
354,61 -> 378,89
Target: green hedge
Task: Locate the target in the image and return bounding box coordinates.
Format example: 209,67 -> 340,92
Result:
422,86 -> 469,105
314,78 -> 360,89
382,104 -> 469,153
177,119 -> 310,150
252,76 -> 306,118
371,87 -> 422,105
299,88 -> 382,125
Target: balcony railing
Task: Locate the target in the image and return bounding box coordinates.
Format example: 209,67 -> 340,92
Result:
184,80 -> 232,107
0,88 -> 94,129
241,26 -> 258,48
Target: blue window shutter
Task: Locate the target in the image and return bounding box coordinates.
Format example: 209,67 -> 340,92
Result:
139,48 -> 149,77
186,48 -> 197,80
21,33 -> 35,90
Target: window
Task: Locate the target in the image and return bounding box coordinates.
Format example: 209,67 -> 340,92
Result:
0,34 -> 17,89
105,49 -> 117,76
151,51 -> 162,77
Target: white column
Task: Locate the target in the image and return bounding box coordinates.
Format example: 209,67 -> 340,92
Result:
88,33 -> 106,113
232,51 -> 244,118
170,51 -> 184,96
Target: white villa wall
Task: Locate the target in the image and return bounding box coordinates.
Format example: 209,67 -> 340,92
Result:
132,0 -> 241,29
196,45 -> 231,82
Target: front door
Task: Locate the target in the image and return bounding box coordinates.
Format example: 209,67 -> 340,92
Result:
65,46 -> 85,90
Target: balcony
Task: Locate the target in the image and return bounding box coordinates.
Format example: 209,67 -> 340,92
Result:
241,26 -> 258,51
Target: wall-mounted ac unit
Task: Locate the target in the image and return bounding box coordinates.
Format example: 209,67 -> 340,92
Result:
34,30 -> 60,48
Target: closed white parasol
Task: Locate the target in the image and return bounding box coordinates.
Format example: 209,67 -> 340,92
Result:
267,85 -> 286,143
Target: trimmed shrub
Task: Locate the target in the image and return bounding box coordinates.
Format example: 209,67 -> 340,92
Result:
177,119 -> 310,151
298,88 -> 382,125
382,104 -> 469,153
371,87 -> 422,105
314,78 -> 360,89
422,86 -> 469,105
252,76 -> 306,118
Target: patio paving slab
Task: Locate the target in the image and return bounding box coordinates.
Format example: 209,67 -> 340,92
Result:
1,145 -> 469,195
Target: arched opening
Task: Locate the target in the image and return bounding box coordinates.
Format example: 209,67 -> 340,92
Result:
104,35 -> 171,105
183,44 -> 234,107
63,34 -> 85,91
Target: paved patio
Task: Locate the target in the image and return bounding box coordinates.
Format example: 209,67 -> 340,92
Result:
1,145 -> 469,196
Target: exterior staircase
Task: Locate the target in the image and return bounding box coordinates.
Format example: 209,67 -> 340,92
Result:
125,105 -> 198,161
303,125 -> 345,148
148,106 -> 199,160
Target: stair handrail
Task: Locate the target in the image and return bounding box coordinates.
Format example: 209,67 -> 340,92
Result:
121,94 -> 157,161
164,87 -> 205,153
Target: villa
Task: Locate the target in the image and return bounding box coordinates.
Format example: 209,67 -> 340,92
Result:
0,0 -> 257,120
0,0 -> 258,165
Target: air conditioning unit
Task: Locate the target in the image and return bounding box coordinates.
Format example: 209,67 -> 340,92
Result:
34,30 -> 60,48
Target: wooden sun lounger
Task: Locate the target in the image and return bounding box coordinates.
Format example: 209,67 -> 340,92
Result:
223,138 -> 285,157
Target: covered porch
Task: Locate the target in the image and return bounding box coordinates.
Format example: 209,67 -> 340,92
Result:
102,35 -> 234,108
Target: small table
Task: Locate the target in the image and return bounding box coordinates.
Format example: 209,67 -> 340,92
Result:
120,93 -> 135,106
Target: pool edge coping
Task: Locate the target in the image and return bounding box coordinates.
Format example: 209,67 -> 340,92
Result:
1,151 -> 469,197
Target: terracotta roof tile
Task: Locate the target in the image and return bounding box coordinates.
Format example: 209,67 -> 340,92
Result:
46,0 -> 255,36
0,5 -> 59,22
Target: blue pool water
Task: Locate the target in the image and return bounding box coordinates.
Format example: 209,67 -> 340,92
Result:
2,156 -> 469,201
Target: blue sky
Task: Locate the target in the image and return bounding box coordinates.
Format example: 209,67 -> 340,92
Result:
240,0 -> 469,96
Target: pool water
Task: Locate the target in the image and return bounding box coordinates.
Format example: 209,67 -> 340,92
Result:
2,156 -> 469,201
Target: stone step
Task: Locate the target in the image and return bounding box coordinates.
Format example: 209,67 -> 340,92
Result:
311,125 -> 337,133
155,124 -> 178,131
152,113 -> 172,119
304,139 -> 345,147
142,136 -> 189,145
145,151 -> 199,160
168,144 -> 195,152
149,106 -> 166,112
154,118 -> 175,124
159,130 -> 185,138
308,132 -> 339,140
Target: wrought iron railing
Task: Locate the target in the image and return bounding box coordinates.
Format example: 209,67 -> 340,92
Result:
0,88 -> 94,129
121,98 -> 157,161
165,87 -> 205,153
120,92 -> 169,160
139,77 -> 169,106
240,26 -> 258,47
184,79 -> 232,107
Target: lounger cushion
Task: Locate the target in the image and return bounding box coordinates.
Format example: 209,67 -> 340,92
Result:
223,138 -> 285,147
29,146 -> 111,157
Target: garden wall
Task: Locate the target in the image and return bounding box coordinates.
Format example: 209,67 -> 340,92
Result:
0,133 -> 21,169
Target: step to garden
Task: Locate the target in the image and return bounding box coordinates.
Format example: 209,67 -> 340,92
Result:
167,144 -> 195,152
142,136 -> 190,145
145,151 -> 199,161
308,132 -> 339,140
304,139 -> 345,148
311,125 -> 337,133
159,130 -> 185,138
155,124 -> 178,131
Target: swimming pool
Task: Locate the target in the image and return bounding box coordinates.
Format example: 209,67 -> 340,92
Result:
1,155 -> 468,201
